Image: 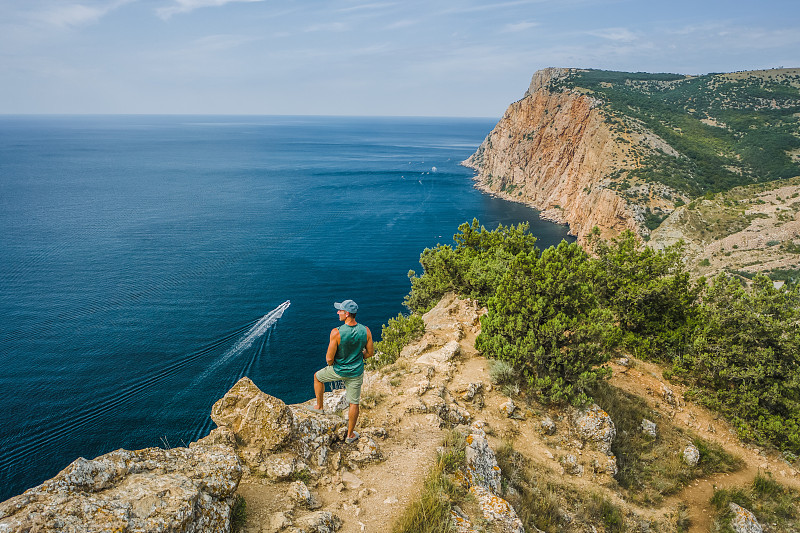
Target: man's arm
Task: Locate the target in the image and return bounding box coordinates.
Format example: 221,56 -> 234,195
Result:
326,328 -> 340,366
362,326 -> 375,359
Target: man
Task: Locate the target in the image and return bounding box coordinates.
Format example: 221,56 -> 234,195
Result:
311,299 -> 374,444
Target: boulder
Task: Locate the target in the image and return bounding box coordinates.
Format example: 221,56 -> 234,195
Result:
0,445 -> 241,532
574,404 -> 616,456
641,419 -> 657,439
683,444 -> 700,467
469,485 -> 525,533
211,377 -> 294,466
729,502 -> 763,533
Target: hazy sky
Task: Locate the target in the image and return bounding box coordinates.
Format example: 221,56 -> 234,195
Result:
2,0 -> 799,116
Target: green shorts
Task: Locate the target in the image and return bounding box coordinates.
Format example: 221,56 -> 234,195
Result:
315,366 -> 364,405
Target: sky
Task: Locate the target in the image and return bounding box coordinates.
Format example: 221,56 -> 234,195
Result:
1,0 -> 799,117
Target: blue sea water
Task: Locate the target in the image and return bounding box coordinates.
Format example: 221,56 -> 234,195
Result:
0,115 -> 573,500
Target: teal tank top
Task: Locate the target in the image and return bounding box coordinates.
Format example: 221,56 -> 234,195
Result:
334,323 -> 368,377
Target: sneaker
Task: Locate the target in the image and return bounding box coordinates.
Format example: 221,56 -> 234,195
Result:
345,431 -> 360,444
307,406 -> 324,414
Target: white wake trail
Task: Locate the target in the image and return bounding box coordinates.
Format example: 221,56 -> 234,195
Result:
192,300 -> 290,385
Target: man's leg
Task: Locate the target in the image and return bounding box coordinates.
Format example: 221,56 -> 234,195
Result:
313,373 -> 325,410
347,403 -> 359,439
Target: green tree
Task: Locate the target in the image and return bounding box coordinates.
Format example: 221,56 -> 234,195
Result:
589,230 -> 702,361
477,241 -> 616,406
405,219 -> 538,312
674,274 -> 800,452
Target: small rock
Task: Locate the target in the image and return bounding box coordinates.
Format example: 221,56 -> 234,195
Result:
574,404 -> 616,456
341,471 -> 363,489
641,419 -> 657,438
683,444 -> 700,467
500,399 -> 516,418
662,384 -> 676,406
270,511 -> 294,532
289,480 -> 322,509
562,454 -> 584,476
383,496 -> 399,504
541,416 -> 556,435
462,382 -> 483,401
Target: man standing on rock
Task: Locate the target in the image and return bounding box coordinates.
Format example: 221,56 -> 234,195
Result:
312,299 -> 373,444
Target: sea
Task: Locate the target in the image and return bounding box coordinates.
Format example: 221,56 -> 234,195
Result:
0,115 -> 573,501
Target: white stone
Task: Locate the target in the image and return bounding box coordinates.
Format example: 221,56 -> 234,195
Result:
683,444 -> 700,467
729,503 -> 763,533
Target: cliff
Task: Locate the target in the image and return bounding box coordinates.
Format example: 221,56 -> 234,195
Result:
464,67 -> 800,253
463,67 -> 681,244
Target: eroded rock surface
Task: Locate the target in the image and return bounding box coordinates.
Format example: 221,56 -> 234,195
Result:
0,445 -> 241,532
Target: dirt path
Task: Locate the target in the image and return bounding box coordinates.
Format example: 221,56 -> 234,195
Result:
609,359 -> 800,532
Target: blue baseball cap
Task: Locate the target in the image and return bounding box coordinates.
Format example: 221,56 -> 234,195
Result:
334,300 -> 358,313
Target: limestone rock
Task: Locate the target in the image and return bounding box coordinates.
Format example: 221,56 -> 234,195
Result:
323,388 -> 349,414
270,511 -> 294,532
289,480 -> 322,509
257,452 -> 303,480
191,425 -> 237,449
683,444 -> 700,467
641,419 -> 657,439
289,405 -> 347,466
729,502 -> 763,533
500,399 -> 516,418
462,382 -> 484,401
662,384 -> 677,406
416,340 -> 461,370
294,510 -> 342,533
562,454 -> 584,476
463,428 -> 501,493
450,505 -> 479,533
346,437 -> 382,469
575,404 -> 616,456
0,445 -> 241,532
469,485 -> 525,533
541,416 -> 557,435
462,68 -> 673,244
211,377 -> 294,465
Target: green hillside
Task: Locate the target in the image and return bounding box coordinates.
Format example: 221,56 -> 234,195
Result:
549,68 -> 800,196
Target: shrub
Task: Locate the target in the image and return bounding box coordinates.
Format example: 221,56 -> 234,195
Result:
367,313 -> 425,370
477,241 -> 617,406
673,274 -> 800,453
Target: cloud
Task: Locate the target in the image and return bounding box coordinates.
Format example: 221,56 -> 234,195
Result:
337,2 -> 397,13
586,27 -> 639,42
303,22 -> 349,33
504,21 -> 538,33
157,0 -> 265,19
38,0 -> 133,28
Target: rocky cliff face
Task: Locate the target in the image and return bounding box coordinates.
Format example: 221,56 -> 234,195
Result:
463,68 -> 679,244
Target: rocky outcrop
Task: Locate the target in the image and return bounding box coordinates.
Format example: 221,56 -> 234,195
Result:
463,68 -> 679,244
0,445 -> 242,532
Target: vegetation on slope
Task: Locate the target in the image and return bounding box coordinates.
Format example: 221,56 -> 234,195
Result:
404,219 -> 800,454
550,69 -> 800,197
